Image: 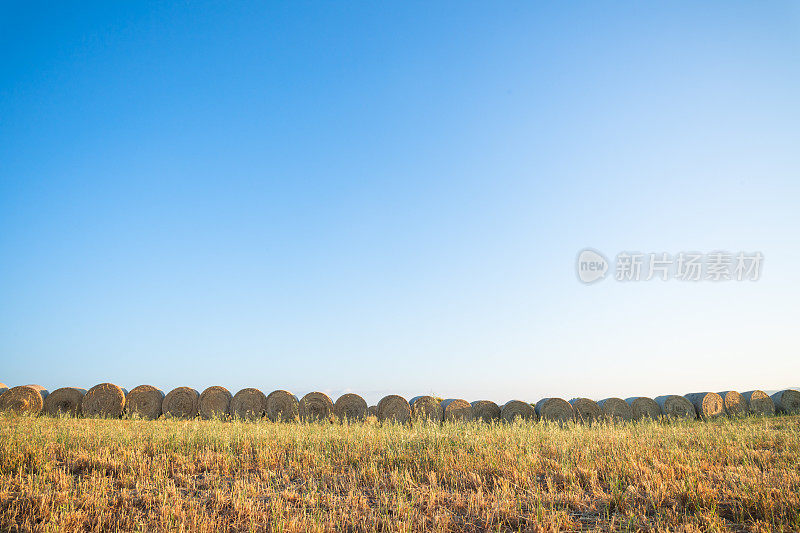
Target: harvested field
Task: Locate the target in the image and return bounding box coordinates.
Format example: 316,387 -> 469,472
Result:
1,413 -> 799,532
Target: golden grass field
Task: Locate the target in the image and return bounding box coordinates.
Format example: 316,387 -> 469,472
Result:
1,413 -> 799,532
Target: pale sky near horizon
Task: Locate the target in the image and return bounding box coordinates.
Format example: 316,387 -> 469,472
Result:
1,2 -> 799,405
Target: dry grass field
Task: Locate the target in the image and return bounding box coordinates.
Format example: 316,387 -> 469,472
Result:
1,413 -> 799,532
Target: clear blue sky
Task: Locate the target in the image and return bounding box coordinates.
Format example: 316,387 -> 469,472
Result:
2,2 -> 798,405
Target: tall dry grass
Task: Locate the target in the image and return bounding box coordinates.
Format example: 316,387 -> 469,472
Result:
0,413 -> 798,532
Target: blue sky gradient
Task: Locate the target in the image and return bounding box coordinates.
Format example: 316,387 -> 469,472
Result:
1,2 -> 799,404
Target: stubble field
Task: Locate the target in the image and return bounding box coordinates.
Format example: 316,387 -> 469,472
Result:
1,413 -> 799,532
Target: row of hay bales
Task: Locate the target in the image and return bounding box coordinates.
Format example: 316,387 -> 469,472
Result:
1,382 -> 799,422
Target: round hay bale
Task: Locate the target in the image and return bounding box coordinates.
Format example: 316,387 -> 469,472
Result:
471,400 -> 501,423
684,392 -> 725,419
569,398 -> 602,423
771,389 -> 800,414
265,390 -> 299,422
231,388 -> 267,420
43,387 -> 86,417
535,398 -> 575,423
163,387 -> 200,419
717,391 -> 747,417
126,385 -> 164,420
82,383 -> 126,418
742,390 -> 774,416
598,397 -> 633,422
377,395 -> 411,424
199,386 -> 232,420
625,397 -> 662,420
0,385 -> 48,415
655,395 -> 695,419
28,384 -> 48,399
367,405 -> 378,417
299,392 -> 334,422
410,396 -> 443,422
441,399 -> 473,422
334,393 -> 367,422
500,400 -> 536,422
